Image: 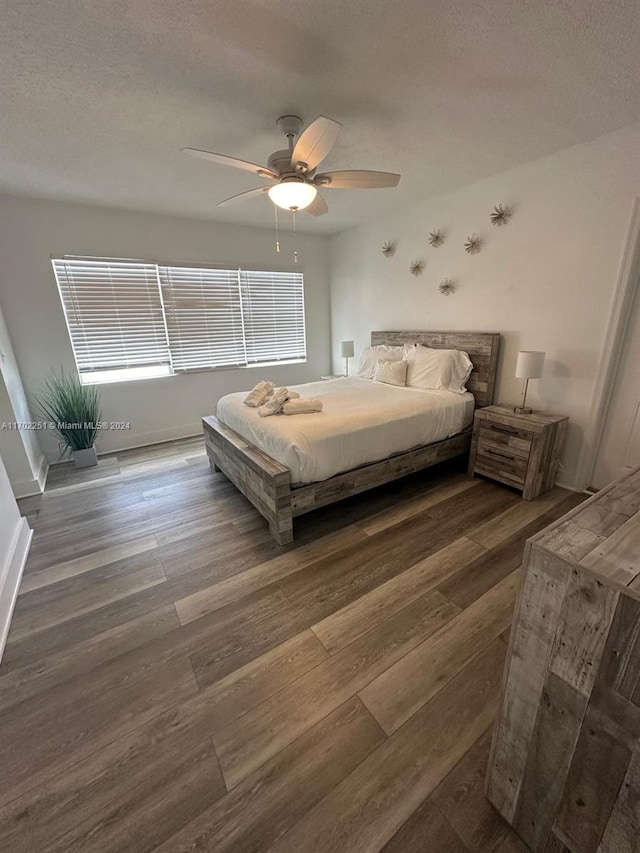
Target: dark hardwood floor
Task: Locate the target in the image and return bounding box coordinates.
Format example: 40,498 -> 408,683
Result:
0,437 -> 584,852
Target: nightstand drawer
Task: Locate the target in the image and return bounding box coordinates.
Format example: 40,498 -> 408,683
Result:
478,422 -> 533,458
475,444 -> 528,486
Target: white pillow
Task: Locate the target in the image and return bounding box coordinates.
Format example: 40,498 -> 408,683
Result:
357,345 -> 404,379
405,345 -> 473,394
373,357 -> 408,387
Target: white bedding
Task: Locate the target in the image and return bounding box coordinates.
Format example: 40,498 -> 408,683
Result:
216,376 -> 475,485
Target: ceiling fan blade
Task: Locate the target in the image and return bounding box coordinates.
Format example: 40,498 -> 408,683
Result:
314,170 -> 401,189
291,116 -> 342,174
181,148 -> 276,179
218,186 -> 271,207
303,192 -> 328,217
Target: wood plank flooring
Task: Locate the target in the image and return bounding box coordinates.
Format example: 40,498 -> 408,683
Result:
0,436 -> 585,852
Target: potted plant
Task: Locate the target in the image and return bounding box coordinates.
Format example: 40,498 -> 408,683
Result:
34,372 -> 101,468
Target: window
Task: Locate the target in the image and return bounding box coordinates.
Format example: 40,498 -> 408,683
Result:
240,269 -> 306,365
52,258 -> 172,383
159,265 -> 246,371
52,256 -> 306,382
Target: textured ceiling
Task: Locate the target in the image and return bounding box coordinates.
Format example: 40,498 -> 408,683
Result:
2,0 -> 640,233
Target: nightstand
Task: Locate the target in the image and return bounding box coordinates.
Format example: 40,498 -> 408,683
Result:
468,405 -> 568,500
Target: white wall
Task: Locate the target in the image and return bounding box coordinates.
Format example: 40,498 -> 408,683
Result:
0,452 -> 32,660
0,454 -> 23,576
0,302 -> 48,496
0,196 -> 331,460
330,123 -> 640,490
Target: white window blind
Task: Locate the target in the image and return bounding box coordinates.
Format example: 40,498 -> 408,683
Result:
52,257 -> 171,381
240,269 -> 306,364
53,257 -> 307,381
158,264 -> 246,371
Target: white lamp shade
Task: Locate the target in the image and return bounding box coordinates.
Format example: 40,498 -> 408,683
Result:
340,340 -> 355,358
268,180 -> 317,211
515,350 -> 545,380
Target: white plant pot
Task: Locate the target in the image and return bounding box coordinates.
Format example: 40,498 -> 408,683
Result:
71,446 -> 98,469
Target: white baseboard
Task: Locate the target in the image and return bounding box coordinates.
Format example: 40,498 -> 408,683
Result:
0,518 -> 32,662
555,478 -> 591,495
36,455 -> 49,491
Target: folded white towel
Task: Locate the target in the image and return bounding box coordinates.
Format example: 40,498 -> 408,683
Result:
244,380 -> 275,407
257,387 -> 301,417
282,398 -> 323,415
258,387 -> 289,417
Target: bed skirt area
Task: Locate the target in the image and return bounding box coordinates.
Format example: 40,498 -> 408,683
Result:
202,415 -> 471,544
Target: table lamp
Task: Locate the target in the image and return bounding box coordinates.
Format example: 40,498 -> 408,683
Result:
514,351 -> 545,414
341,340 -> 354,376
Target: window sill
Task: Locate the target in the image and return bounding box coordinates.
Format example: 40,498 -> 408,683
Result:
172,359 -> 307,375
80,366 -> 173,385
80,359 -> 307,385
242,359 -> 307,369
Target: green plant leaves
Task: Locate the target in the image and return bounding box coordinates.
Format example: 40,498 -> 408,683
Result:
33,371 -> 101,455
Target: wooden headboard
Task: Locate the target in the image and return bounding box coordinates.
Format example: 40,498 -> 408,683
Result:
371,330 -> 501,408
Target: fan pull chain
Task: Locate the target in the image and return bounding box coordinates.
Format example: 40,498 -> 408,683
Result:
274,205 -> 280,253
292,210 -> 299,263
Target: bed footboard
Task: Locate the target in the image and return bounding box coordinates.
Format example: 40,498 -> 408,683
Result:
202,415 -> 473,545
202,415 -> 294,545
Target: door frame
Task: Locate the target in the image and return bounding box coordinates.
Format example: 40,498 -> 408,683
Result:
575,196 -> 640,490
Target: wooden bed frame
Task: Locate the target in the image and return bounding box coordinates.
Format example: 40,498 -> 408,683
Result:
202,331 -> 500,544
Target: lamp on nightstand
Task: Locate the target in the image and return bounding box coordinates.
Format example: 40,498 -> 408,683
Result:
514,350 -> 545,414
340,340 -> 354,376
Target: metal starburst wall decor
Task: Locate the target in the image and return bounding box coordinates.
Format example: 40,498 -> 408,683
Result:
490,204 -> 512,227
428,229 -> 444,248
381,241 -> 395,257
439,278 -> 456,296
464,234 -> 482,254
409,259 -> 424,277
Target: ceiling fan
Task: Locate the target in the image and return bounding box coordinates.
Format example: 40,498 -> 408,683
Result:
181,115 -> 401,217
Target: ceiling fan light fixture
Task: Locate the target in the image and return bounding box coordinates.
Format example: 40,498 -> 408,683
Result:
268,179 -> 317,212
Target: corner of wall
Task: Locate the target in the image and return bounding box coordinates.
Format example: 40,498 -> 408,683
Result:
0,518 -> 32,661
12,454 -> 49,498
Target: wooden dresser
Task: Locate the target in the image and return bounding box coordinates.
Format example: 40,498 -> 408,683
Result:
486,465 -> 640,853
469,405 -> 568,500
